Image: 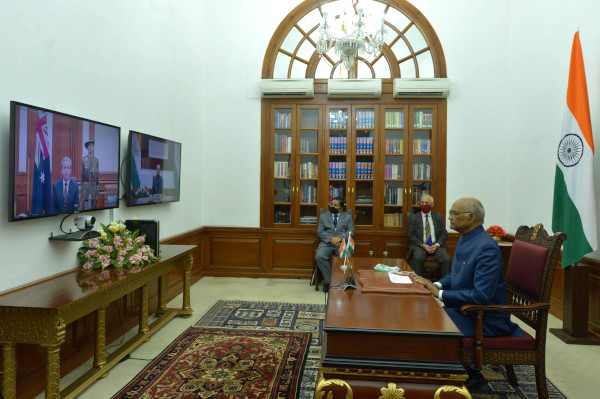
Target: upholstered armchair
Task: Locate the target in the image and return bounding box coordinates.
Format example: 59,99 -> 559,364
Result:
459,224 -> 566,399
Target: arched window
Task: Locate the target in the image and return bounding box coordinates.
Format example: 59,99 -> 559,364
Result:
262,0 -> 446,79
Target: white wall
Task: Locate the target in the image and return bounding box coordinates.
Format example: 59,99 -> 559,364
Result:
1,0 -> 599,292
0,0 -> 205,292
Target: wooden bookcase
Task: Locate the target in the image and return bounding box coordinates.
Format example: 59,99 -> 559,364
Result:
262,98 -> 446,240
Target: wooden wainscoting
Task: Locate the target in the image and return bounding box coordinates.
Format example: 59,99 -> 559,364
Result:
6,226 -> 600,398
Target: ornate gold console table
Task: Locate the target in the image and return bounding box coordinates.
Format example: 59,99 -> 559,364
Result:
0,244 -> 195,399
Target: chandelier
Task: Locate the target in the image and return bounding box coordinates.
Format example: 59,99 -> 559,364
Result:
316,1 -> 386,71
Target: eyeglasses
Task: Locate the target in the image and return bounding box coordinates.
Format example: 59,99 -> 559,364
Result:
448,211 -> 473,217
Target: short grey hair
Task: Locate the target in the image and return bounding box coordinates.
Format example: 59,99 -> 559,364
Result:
62,157 -> 72,168
466,201 -> 485,222
420,194 -> 434,204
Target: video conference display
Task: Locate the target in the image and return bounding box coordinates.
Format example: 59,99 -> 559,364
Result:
127,131 -> 181,206
9,101 -> 121,222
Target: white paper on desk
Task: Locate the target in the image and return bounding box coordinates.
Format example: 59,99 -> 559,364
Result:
388,273 -> 412,284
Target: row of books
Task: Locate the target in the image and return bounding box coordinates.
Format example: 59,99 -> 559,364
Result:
385,138 -> 404,154
384,213 -> 403,227
356,111 -> 375,129
274,210 -> 290,223
356,162 -> 374,179
414,111 -> 433,128
413,139 -> 431,154
274,161 -> 290,178
413,163 -> 431,180
385,185 -> 403,204
300,216 -> 318,224
329,137 -> 347,153
300,162 -> 318,178
329,162 -> 347,179
329,185 -> 345,202
300,184 -> 316,203
274,134 -> 292,152
274,112 -> 292,128
384,164 -> 403,179
385,111 -> 404,128
356,137 -> 375,153
329,110 -> 348,128
300,138 -> 314,153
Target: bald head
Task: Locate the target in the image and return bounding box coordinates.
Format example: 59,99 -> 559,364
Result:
448,197 -> 485,235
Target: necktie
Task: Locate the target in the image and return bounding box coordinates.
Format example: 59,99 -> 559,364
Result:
425,214 -> 433,245
64,182 -> 68,206
334,214 -> 338,228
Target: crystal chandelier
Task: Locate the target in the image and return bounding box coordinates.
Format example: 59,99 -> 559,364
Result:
316,1 -> 386,71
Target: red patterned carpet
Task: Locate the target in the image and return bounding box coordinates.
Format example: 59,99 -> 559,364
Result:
112,327 -> 310,399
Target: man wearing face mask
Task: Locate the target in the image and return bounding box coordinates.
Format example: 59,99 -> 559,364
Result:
315,197 -> 355,292
406,194 -> 451,277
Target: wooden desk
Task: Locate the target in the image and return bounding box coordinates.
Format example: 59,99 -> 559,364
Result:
318,257 -> 469,398
0,244 -> 195,399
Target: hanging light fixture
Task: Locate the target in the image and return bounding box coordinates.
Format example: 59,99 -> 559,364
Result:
316,0 -> 386,71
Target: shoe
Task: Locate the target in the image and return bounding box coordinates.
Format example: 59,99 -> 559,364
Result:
323,283 -> 330,293
465,373 -> 488,392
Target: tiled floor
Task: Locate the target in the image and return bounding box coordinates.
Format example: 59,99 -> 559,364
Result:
36,277 -> 600,398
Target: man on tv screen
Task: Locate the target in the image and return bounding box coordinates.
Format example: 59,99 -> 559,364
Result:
81,140 -> 99,210
51,157 -> 79,213
151,164 -> 163,195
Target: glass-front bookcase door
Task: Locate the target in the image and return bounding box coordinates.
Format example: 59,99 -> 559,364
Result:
381,106 -> 407,229
325,105 -> 349,218
409,106 -> 436,213
272,106 -> 294,225
296,106 -> 321,226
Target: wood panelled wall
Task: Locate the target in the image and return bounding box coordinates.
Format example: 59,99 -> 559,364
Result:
6,226 -> 600,398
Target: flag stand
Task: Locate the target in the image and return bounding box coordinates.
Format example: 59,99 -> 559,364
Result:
549,263 -> 600,345
338,258 -> 356,291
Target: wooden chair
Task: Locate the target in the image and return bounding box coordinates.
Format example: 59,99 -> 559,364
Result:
459,224 -> 566,399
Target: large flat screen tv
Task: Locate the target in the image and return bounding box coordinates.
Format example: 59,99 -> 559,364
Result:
126,131 -> 181,206
8,101 -> 121,222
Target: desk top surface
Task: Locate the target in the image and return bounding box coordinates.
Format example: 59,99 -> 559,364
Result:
0,244 -> 195,312
326,257 -> 461,335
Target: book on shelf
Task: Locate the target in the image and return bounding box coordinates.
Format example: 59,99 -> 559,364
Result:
300,162 -> 317,178
329,110 -> 348,128
275,111 -> 291,128
329,161 -> 347,179
329,136 -> 347,153
414,110 -> 433,128
328,184 -> 345,202
385,110 -> 404,128
384,213 -> 402,227
385,184 -> 403,205
300,216 -> 318,224
357,110 -> 375,129
274,161 -> 290,178
413,139 -> 431,154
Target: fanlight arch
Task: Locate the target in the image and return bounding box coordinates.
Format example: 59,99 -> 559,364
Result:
262,0 -> 447,79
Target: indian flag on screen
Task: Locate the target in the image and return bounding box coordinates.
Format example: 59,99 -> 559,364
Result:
130,134 -> 142,196
552,31 -> 597,268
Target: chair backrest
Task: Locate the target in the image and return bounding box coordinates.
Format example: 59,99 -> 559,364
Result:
505,224 -> 566,330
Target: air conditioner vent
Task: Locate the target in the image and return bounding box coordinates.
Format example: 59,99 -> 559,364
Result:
393,78 -> 450,98
260,79 -> 314,98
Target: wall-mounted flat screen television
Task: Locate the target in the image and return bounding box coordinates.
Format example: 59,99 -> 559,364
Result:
126,131 -> 181,206
9,101 -> 121,222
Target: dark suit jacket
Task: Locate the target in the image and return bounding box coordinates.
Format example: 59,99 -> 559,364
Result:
317,211 -> 354,247
51,179 -> 79,213
438,225 -> 522,337
406,211 -> 448,259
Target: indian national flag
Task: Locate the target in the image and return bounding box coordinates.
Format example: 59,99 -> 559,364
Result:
339,237 -> 346,259
347,233 -> 355,256
552,31 -> 597,268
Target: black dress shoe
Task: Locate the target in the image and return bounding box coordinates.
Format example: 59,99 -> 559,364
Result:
465,373 -> 488,392
323,283 -> 330,293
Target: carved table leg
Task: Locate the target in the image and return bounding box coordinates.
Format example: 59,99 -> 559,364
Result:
156,275 -> 167,315
42,344 -> 61,399
94,307 -> 107,369
139,284 -> 149,339
180,253 -> 193,318
0,342 -> 17,399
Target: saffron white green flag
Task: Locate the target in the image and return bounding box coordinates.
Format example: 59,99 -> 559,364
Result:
552,31 -> 597,268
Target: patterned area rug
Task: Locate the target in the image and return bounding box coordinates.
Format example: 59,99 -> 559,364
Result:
193,300 -> 567,399
195,301 -> 325,399
111,327 -> 310,399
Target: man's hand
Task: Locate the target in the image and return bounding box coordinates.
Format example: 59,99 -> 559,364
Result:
414,275 -> 440,298
330,236 -> 342,247
422,244 -> 438,254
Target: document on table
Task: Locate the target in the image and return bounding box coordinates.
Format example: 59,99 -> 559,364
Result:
388,272 -> 412,284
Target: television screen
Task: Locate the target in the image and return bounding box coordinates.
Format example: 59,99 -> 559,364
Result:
126,131 -> 181,206
8,101 -> 121,222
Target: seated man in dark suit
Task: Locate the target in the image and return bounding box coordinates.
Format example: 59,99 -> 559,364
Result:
315,197 -> 354,292
407,194 -> 451,277
51,156 -> 79,213
415,197 -> 523,392
151,164 -> 164,195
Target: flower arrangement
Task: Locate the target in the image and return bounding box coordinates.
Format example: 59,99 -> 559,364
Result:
78,220 -> 158,270
486,225 -> 506,238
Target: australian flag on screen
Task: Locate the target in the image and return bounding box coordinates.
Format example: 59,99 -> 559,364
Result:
31,114 -> 52,216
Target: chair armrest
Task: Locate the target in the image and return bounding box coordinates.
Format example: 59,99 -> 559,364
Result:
460,302 -> 550,316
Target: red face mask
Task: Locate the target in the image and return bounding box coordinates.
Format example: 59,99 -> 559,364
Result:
420,204 -> 433,214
